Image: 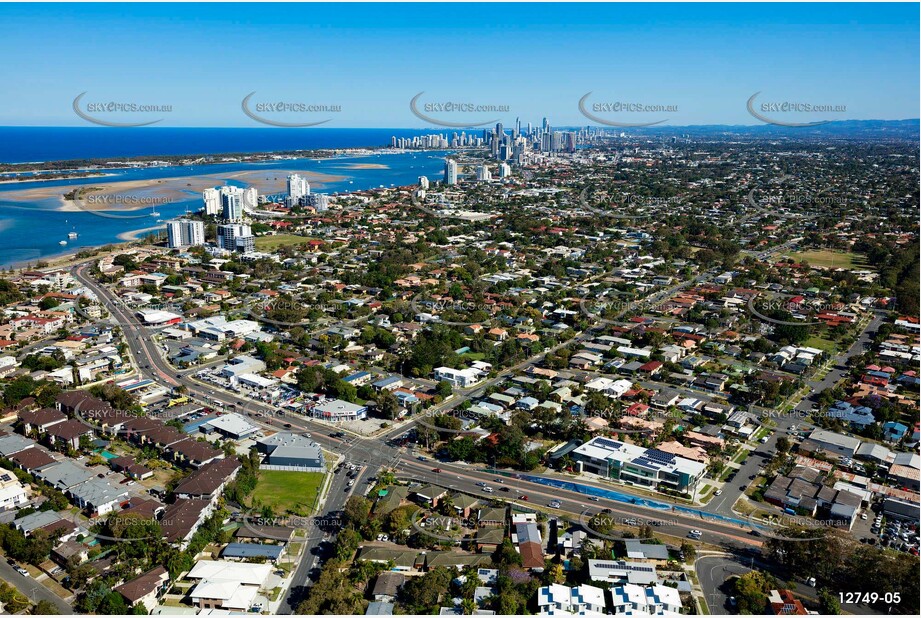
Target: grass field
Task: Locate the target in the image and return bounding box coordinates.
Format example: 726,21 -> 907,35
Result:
803,335 -> 836,353
783,250 -> 870,270
250,470 -> 325,515
254,234 -> 310,251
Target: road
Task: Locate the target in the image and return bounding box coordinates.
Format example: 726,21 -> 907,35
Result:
0,560 -> 74,614
69,247 -> 869,612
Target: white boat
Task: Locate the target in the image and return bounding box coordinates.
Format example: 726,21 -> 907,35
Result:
59,240 -> 67,246
68,231 -> 78,239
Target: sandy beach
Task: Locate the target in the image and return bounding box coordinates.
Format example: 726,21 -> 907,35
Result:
334,163 -> 390,170
0,172 -> 116,185
0,168 -> 348,212
117,225 -> 166,241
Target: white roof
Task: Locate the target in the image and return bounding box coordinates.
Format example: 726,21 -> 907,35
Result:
236,373 -> 276,388
187,560 -> 272,587
206,413 -> 258,436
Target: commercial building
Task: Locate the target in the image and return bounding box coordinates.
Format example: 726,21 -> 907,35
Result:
571,437 -> 707,495
312,398 -> 368,421
203,413 -> 260,440
256,431 -> 325,471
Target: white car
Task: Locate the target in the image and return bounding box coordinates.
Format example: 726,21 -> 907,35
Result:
688,529 -> 702,538
482,486 -> 493,493
714,489 -> 722,496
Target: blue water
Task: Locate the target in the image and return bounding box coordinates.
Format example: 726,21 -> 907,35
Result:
512,472 -> 755,528
0,147 -> 448,267
0,127 -> 447,164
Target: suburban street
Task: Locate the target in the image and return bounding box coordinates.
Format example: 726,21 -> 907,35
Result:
68,248 -> 885,614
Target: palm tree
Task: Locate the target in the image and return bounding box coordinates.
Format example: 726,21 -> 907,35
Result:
460,599 -> 477,615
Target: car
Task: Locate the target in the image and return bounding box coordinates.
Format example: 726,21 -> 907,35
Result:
476,482 -> 487,487
688,530 -> 702,538
417,456 -> 426,461
589,496 -> 600,502
16,567 -> 29,577
549,501 -> 562,508
519,495 -> 529,501
728,596 -> 737,608
347,480 -> 355,487
499,487 -> 511,492
284,423 -> 292,428
861,513 -> 868,520
482,486 -> 493,493
432,468 -> 442,473
714,489 -> 722,496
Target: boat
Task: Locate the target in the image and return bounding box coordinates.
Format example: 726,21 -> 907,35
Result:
59,240 -> 67,246
68,231 -> 78,239
149,205 -> 160,217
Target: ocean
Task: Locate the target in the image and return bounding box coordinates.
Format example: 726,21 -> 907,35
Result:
0,127 -> 446,164
0,127 -> 451,267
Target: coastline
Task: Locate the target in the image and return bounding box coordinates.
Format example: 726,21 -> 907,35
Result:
4,222 -> 163,272
1,168 -> 349,210
0,146 -> 448,269
0,172 -> 117,185
117,225 -> 166,241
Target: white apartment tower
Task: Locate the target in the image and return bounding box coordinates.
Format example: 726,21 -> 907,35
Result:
202,187 -> 221,216
219,185 -> 244,221
444,159 -> 458,185
287,173 -> 310,201
166,219 -> 205,249
242,186 -> 259,211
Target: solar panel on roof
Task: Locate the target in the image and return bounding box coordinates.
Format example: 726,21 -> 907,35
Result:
646,448 -> 676,463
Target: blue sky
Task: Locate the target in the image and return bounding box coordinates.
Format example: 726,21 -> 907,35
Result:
0,2 -> 917,127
